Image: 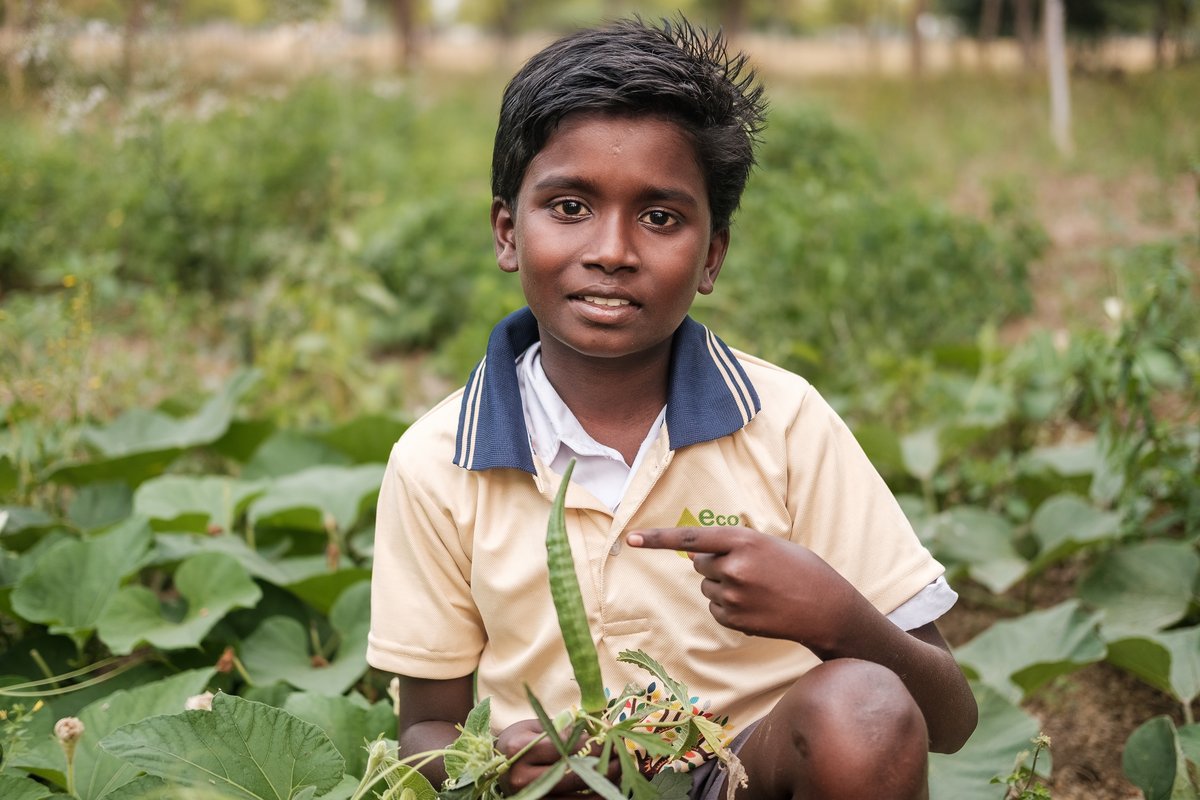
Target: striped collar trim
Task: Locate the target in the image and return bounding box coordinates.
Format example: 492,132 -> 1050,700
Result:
453,307 -> 761,473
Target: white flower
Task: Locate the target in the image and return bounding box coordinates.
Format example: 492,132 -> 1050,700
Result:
55,716 -> 85,743
1103,296 -> 1124,322
185,692 -> 215,711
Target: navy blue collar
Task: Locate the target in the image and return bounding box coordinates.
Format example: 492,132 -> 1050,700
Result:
453,307 -> 761,473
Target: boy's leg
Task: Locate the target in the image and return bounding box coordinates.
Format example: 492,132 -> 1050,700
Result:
708,659 -> 929,800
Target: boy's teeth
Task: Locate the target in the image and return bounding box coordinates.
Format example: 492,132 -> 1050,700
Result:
583,296 -> 630,307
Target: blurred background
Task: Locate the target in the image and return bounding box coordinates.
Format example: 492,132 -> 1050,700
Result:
0,3 -> 1197,799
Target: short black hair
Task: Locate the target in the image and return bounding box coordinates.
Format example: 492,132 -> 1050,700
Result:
490,16 -> 767,232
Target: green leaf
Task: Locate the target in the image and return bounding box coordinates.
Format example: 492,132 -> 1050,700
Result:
47,371 -> 258,487
1079,541 -> 1200,637
900,427 -> 941,482
0,773 -> 56,800
11,516 -> 152,647
8,669 -> 217,800
315,415 -> 410,464
617,650 -> 690,705
150,533 -> 365,615
133,475 -> 268,534
954,600 -> 1106,702
99,693 -> 344,800
922,506 -> 1027,594
567,755 -> 627,800
240,432 -> 353,480
649,768 -> 693,800
1123,716 -> 1200,800
238,581 -> 370,694
1027,492 -> 1123,575
283,692 -> 395,777
96,552 -> 263,655
1025,440 -> 1100,477
928,683 -> 1047,800
247,464 -> 384,534
1106,626 -> 1200,706
68,482 -> 134,532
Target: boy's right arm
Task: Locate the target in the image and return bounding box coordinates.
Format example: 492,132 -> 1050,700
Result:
397,674 -> 475,787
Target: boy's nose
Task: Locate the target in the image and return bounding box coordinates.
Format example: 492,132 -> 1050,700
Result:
582,214 -> 640,273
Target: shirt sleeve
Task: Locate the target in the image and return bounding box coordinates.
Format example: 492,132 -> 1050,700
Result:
886,576 -> 959,630
787,387 -> 946,617
366,441 -> 485,678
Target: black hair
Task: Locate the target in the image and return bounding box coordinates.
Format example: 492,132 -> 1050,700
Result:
490,16 -> 767,232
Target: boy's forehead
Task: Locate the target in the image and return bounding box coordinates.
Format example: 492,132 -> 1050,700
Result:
528,111 -> 702,176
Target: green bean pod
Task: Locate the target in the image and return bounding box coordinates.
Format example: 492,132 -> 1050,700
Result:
546,460 -> 607,713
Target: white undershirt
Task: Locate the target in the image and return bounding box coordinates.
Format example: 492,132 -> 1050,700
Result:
514,341 -> 957,630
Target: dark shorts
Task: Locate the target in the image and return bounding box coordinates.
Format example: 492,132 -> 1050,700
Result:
688,721 -> 761,800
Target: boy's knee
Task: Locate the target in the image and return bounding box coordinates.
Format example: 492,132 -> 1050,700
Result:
769,659 -> 929,799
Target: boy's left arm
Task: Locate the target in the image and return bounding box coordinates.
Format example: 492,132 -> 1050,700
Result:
627,526 -> 978,754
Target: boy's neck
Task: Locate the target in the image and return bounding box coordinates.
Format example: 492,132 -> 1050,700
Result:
537,338 -> 671,466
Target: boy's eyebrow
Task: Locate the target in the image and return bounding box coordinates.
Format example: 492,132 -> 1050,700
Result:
530,174 -> 701,207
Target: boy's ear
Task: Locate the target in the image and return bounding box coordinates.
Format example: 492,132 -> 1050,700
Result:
697,227 -> 730,295
491,198 -> 519,273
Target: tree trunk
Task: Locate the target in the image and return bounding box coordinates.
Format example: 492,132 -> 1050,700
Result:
1044,0 -> 1072,156
979,0 -> 1003,69
721,0 -> 747,38
3,0 -> 25,106
391,0 -> 416,72
1014,0 -> 1037,70
121,0 -> 147,92
909,0 -> 927,78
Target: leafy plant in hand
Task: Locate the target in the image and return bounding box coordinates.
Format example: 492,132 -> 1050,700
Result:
356,460 -> 746,800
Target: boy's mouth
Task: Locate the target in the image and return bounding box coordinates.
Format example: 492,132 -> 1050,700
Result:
580,295 -> 632,308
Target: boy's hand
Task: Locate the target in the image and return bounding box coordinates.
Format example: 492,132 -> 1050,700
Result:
496,719 -> 620,799
627,527 -> 867,655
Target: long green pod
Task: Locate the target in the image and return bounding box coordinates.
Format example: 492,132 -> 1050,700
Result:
546,459 -> 607,713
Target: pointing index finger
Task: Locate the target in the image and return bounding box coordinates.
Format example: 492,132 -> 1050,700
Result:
627,528 -> 734,555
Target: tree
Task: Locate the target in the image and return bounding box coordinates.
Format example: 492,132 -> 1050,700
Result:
1044,0 -> 1071,155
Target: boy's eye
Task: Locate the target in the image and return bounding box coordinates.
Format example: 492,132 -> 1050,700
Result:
552,200 -> 588,217
641,210 -> 677,227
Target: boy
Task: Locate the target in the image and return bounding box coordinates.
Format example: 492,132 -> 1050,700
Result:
367,17 -> 978,800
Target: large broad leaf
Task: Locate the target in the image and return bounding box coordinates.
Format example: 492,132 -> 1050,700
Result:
133,475 -> 268,534
239,580 -> 370,694
1079,541 -> 1200,637
954,600 -> 1106,702
1123,716 -> 1200,800
10,669 -> 216,800
314,415 -> 410,465
0,773 -> 56,800
96,552 -> 263,655
1027,492 -> 1123,575
1025,439 -> 1100,478
900,427 -> 941,482
1106,626 -> 1200,707
928,683 -> 1047,800
11,516 -> 152,648
240,432 -> 353,480
68,482 -> 134,532
283,692 -> 395,776
99,693 -> 344,800
151,533 -> 367,616
45,371 -> 258,487
922,506 -> 1027,594
247,464 -> 384,534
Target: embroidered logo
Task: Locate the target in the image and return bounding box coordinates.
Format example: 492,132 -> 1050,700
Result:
675,508 -> 742,527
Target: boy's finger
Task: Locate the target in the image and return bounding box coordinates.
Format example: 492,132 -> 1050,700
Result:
627,527 -> 734,554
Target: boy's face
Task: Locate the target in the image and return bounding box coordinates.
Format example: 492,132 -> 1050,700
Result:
491,113 -> 729,368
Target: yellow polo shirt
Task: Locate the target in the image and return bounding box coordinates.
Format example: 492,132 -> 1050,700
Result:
367,308 -> 945,738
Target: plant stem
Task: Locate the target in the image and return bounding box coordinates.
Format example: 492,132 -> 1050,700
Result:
0,657 -> 143,697
29,649 -> 60,686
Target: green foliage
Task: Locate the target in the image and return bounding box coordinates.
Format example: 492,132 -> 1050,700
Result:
704,106 -> 1043,392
